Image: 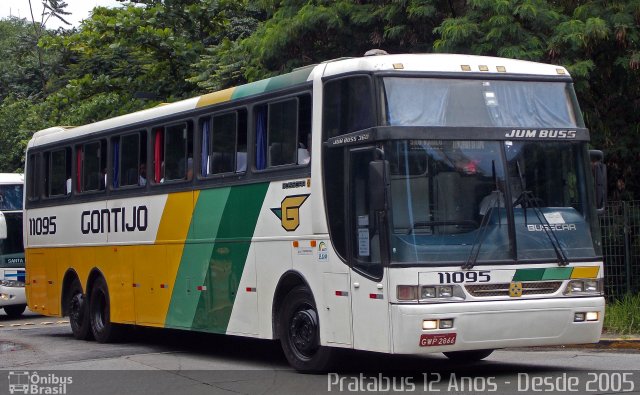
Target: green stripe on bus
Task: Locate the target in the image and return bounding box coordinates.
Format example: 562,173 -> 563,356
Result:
541,267 -> 573,280
512,268 -> 546,282
190,182 -> 269,332
165,187 -> 231,328
231,67 -> 313,100
512,267 -> 575,282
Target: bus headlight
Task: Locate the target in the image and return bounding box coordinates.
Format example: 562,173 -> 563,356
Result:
420,287 -> 436,299
564,278 -> 603,296
438,286 -> 453,298
420,285 -> 465,302
584,279 -> 599,292
397,285 -> 466,303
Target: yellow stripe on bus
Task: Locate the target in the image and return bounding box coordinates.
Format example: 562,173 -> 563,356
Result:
571,266 -> 599,279
133,191 -> 198,326
196,88 -> 235,108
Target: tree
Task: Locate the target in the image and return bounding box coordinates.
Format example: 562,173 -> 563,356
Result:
27,0 -> 71,92
0,18 -> 42,101
191,0 -> 456,88
433,0 -> 640,197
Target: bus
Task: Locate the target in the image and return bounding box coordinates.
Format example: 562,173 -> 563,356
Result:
0,173 -> 26,318
24,53 -> 604,371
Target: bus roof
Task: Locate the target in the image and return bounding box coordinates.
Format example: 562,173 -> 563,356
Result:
322,53 -> 569,77
0,173 -> 24,185
28,53 -> 570,149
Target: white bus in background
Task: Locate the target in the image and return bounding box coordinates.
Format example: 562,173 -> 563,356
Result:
0,173 -> 26,318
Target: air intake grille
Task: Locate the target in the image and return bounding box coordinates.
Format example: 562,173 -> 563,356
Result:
465,281 -> 563,297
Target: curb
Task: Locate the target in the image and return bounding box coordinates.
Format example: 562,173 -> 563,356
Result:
597,337 -> 640,350
567,337 -> 640,351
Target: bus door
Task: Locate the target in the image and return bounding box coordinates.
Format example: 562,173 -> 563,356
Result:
348,148 -> 390,353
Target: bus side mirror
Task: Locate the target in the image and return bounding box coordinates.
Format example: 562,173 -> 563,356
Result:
369,160 -> 390,213
0,211 -> 7,240
589,150 -> 607,214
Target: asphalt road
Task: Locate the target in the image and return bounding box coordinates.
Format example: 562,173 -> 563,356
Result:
1,309 -> 639,394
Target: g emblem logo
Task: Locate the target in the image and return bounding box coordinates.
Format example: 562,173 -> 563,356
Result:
509,282 -> 523,297
271,194 -> 309,231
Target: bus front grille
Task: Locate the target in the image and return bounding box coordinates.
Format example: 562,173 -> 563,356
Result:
465,281 -> 563,297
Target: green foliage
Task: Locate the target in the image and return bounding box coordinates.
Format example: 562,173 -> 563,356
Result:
0,96 -> 43,172
212,0 -> 452,83
0,0 -> 638,201
433,0 -> 640,199
605,294 -> 640,335
0,17 -> 47,100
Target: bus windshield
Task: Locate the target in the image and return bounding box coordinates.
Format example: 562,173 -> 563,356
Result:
0,183 -> 24,268
0,212 -> 24,268
0,184 -> 23,210
382,77 -> 582,128
385,139 -> 600,265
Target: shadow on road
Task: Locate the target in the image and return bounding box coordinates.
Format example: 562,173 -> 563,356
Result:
47,325 -> 567,375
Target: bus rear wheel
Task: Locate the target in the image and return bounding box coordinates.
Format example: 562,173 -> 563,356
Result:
67,278 -> 92,340
3,304 -> 26,318
443,349 -> 494,362
279,286 -> 334,372
89,277 -> 123,343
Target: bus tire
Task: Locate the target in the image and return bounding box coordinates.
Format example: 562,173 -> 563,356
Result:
89,276 -> 123,343
3,304 -> 26,318
279,286 -> 334,372
67,278 -> 92,340
443,349 -> 494,362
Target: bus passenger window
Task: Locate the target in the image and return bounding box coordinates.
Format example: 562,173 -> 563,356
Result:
154,123 -> 191,183
204,109 -> 247,175
79,141 -> 106,192
255,105 -> 267,170
211,112 -> 237,174
268,99 -> 297,167
27,154 -> 39,200
116,132 -> 146,188
297,95 -> 311,165
255,95 -> 310,170
237,110 -> 247,172
47,148 -> 70,197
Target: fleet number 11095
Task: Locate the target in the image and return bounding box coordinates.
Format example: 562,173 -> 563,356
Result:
438,271 -> 491,284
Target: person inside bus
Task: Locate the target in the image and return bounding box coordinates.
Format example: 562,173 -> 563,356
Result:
297,133 -> 311,165
139,163 -> 147,186
186,157 -> 193,180
479,178 -> 522,217
99,168 -> 107,190
297,143 -> 310,165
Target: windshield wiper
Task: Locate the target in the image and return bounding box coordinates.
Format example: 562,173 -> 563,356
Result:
514,162 -> 570,266
463,160 -> 502,270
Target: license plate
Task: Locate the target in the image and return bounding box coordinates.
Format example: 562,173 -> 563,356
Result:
419,333 -> 457,347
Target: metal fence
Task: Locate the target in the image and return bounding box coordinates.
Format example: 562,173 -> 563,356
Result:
600,200 -> 640,299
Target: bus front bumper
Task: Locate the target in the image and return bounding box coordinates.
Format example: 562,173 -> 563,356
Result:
0,284 -> 26,308
390,297 -> 604,354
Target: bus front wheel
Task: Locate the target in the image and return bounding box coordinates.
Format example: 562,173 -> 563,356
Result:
89,277 -> 123,343
279,286 -> 334,372
3,304 -> 26,318
443,349 -> 494,362
67,278 -> 92,340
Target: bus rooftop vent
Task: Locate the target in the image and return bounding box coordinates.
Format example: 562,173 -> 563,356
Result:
364,49 -> 389,56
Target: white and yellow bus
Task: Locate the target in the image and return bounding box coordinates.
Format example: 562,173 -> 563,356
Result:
25,53 -> 604,371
